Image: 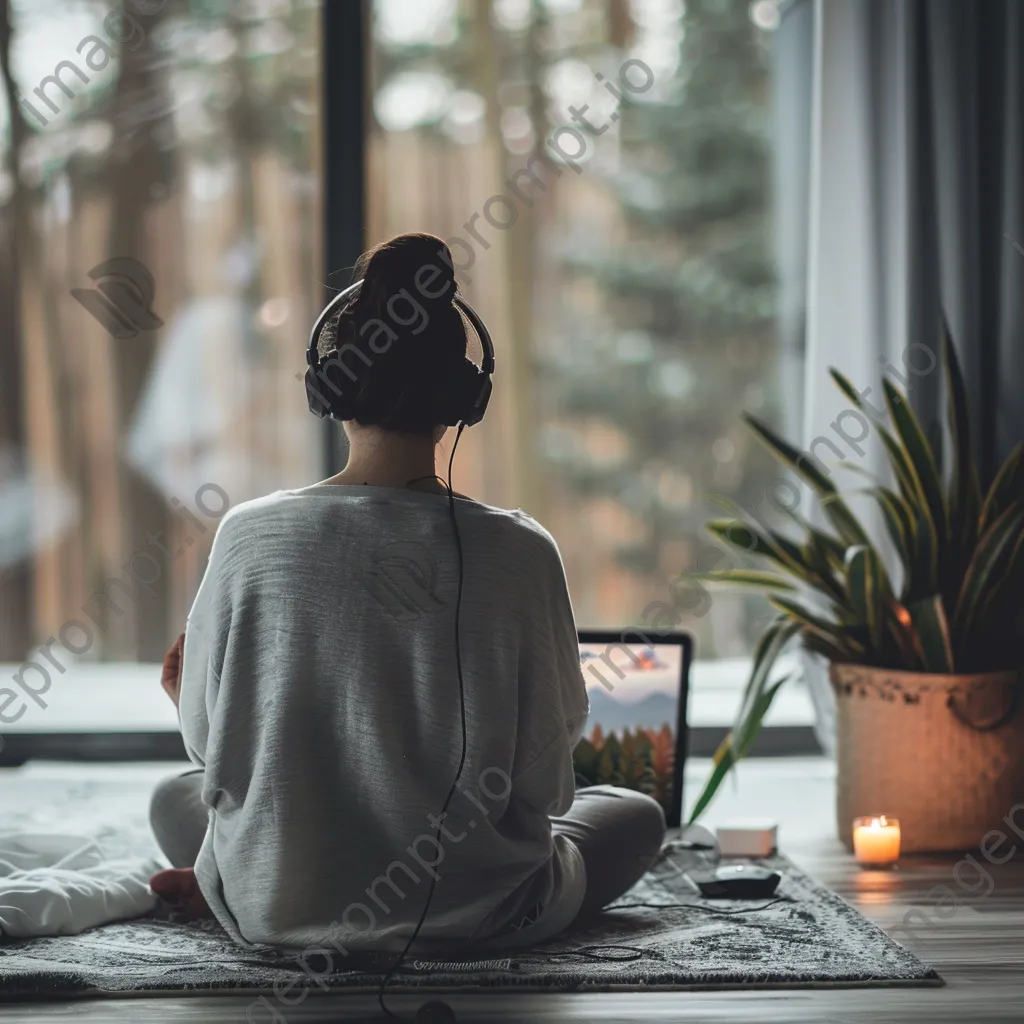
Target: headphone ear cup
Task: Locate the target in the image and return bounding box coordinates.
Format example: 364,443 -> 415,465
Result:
466,373 -> 492,426
306,353 -> 359,421
452,362 -> 491,427
304,366 -> 329,419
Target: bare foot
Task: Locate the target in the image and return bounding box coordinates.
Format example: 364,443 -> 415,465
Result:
150,867 -> 214,921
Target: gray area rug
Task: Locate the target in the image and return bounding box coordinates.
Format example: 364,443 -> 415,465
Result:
0,772 -> 940,998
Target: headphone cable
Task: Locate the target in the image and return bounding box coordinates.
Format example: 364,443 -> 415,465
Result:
378,425 -> 469,1020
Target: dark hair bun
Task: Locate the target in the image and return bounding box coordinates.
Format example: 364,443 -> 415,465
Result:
358,233 -> 457,314
321,232 -> 468,435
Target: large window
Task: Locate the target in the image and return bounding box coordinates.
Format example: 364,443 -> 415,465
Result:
0,0 -> 323,668
369,0 -> 782,658
0,0 -> 789,759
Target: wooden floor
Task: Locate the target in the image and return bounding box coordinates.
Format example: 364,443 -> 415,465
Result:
3,758 -> 1023,1022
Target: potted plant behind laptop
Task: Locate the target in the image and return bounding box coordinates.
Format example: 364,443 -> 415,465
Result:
687,326 -> 1024,853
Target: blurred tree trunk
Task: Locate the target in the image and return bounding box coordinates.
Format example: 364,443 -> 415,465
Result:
226,9 -> 269,489
105,3 -> 173,660
608,0 -> 634,49
0,0 -> 31,659
0,0 -> 74,657
471,0 -> 544,518
503,0 -> 549,521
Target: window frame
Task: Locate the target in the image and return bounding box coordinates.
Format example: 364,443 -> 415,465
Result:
3,0 -> 366,764
3,0 -> 822,765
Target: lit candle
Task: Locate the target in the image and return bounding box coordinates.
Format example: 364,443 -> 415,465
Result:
852,816 -> 901,867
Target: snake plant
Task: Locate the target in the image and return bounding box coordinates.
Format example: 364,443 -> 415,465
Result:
688,325 -> 1024,823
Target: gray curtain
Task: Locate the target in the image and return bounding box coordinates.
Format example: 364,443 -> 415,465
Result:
918,0 -> 1024,476
792,0 -> 1024,488
776,0 -> 1024,754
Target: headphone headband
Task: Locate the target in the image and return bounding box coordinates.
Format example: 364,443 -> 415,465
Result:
304,278 -> 495,427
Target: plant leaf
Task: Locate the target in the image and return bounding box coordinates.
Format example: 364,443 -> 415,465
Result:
882,378 -> 947,543
706,513 -> 845,602
744,413 -> 838,494
870,428 -> 938,598
836,460 -> 882,481
777,502 -> 847,567
907,595 -> 955,673
744,490 -> 850,595
743,414 -> 869,547
845,545 -> 890,653
830,364 -> 925,521
942,320 -> 981,543
738,676 -> 791,758
803,533 -> 848,601
732,618 -> 801,751
979,443 -> 1024,534
877,427 -> 924,508
768,596 -> 866,660
886,600 -> 928,670
688,673 -> 791,824
705,519 -> 780,561
829,367 -> 867,408
800,629 -> 853,661
909,504 -> 939,599
686,738 -> 735,824
976,526 -> 1024,624
955,501 -> 1024,632
698,570 -> 797,591
829,368 -> 890,428
870,486 -> 915,592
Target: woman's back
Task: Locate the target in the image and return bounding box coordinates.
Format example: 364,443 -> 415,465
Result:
178,483 -> 589,952
151,232 -> 665,961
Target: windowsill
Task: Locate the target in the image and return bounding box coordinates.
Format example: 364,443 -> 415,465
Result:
0,656 -> 816,734
0,662 -> 180,734
0,756 -> 839,845
689,654 -> 816,727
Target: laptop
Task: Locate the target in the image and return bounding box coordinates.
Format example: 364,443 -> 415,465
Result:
575,630 -> 692,828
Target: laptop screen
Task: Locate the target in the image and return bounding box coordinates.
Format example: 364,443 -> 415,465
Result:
574,636 -> 689,825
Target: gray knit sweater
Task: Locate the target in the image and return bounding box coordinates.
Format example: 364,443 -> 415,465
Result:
178,483 -> 589,953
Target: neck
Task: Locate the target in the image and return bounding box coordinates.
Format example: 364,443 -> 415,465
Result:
321,426 -> 444,490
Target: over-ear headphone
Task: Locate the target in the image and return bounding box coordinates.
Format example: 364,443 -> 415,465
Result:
304,279 -> 495,427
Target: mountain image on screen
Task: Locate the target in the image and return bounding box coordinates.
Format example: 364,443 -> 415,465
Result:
572,689 -> 677,815
586,688 -> 676,733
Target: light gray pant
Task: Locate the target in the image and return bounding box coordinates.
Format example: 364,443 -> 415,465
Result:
149,773 -> 666,918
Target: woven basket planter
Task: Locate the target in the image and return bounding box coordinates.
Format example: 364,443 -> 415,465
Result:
831,663 -> 1024,854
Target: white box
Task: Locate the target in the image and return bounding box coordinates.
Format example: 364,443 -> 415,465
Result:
716,819 -> 778,857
